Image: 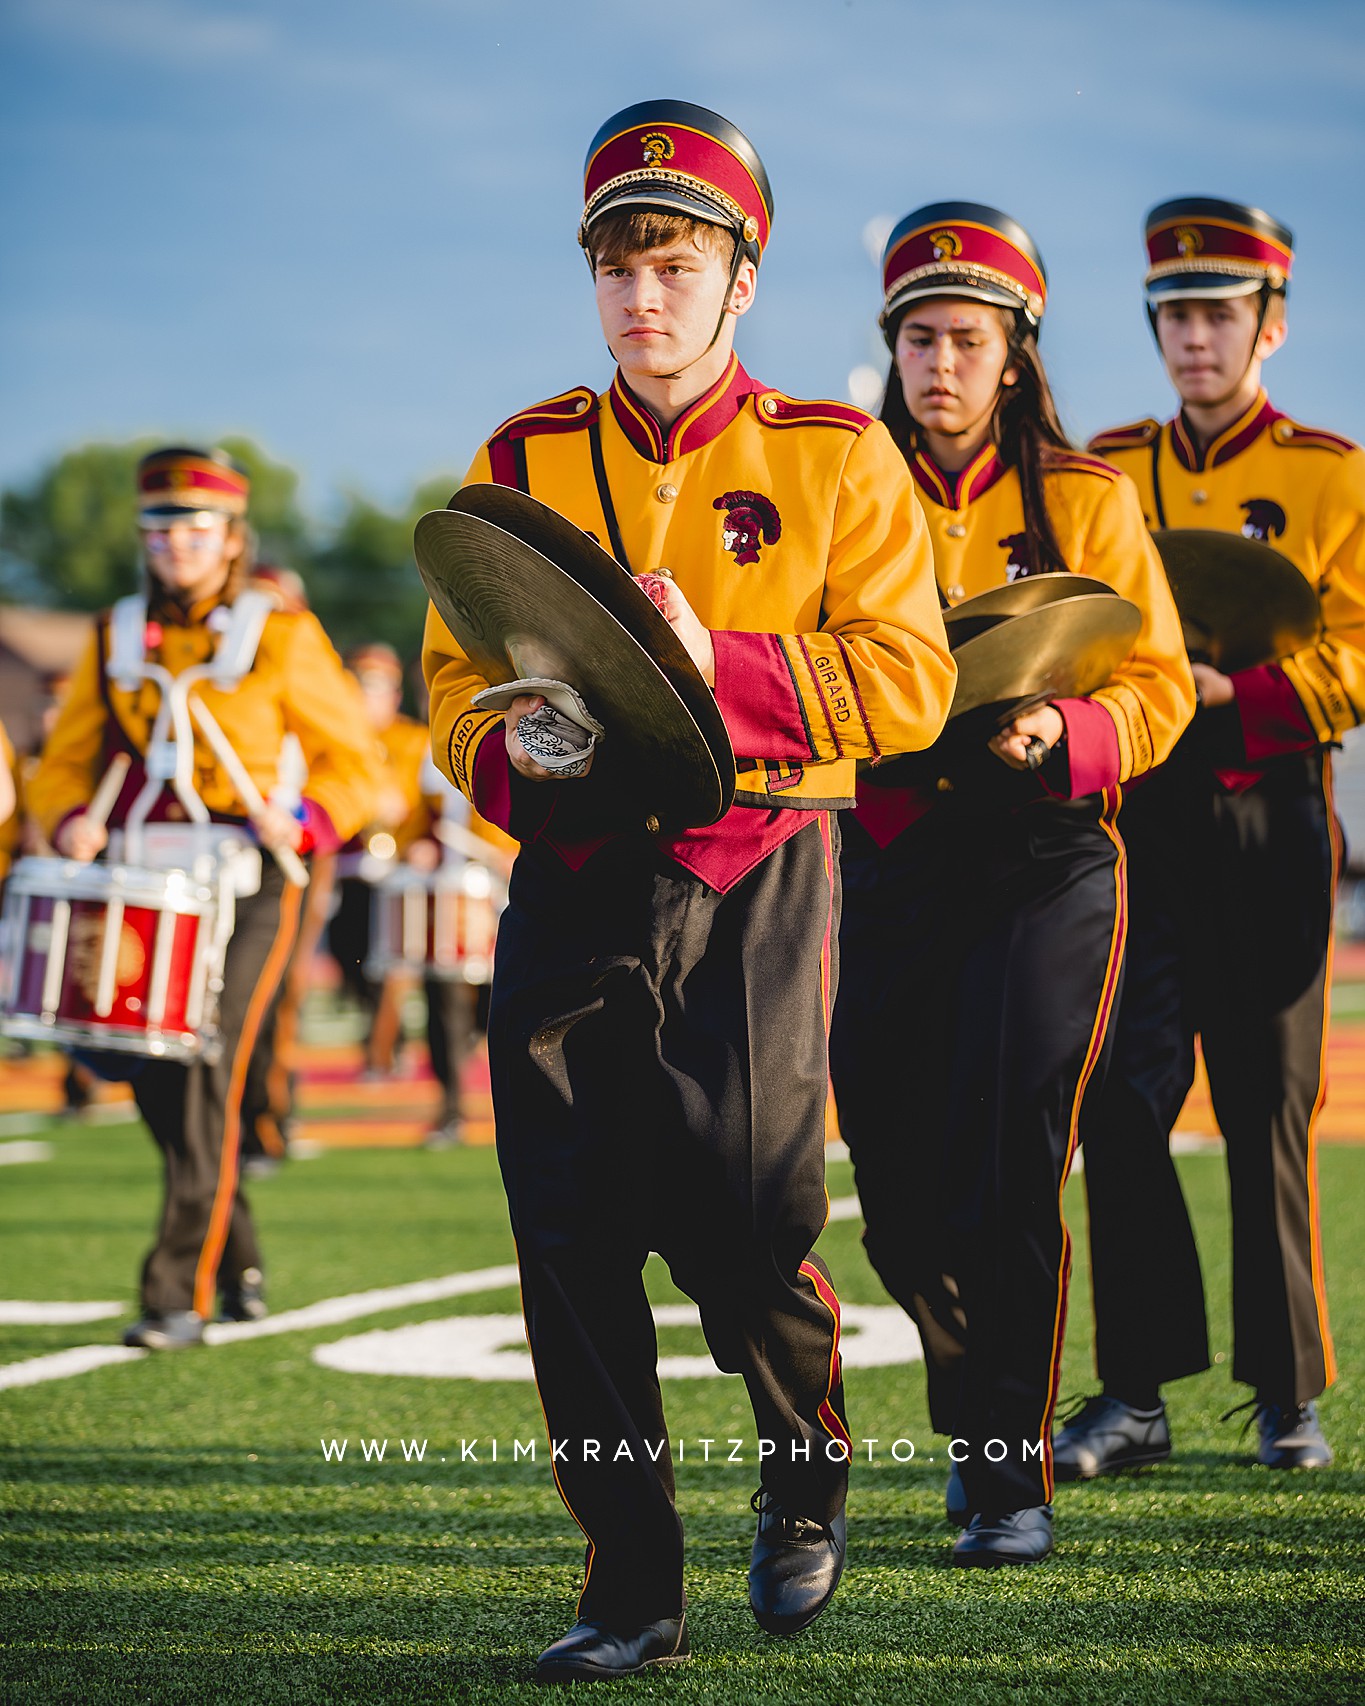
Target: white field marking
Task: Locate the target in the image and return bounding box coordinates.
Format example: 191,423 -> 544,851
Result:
826,1140 -> 849,1163
827,1195 -> 861,1223
313,1302 -> 922,1382
0,1301 -> 123,1324
202,1264 -> 523,1344
0,1264 -> 523,1391
0,1139 -> 54,1163
0,1344 -> 146,1389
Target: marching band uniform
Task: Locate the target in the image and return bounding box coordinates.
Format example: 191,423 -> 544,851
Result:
828,206 -> 1193,1561
424,102 -> 954,1672
1063,203 -> 1363,1472
28,448 -> 377,1346
327,648 -> 430,1073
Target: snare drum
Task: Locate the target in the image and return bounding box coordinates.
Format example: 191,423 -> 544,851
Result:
365,861 -> 500,984
0,857 -> 226,1062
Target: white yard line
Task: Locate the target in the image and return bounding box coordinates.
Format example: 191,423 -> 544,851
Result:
0,1344 -> 146,1388
0,1264 -> 525,1388
0,1138 -> 54,1163
0,1301 -> 123,1324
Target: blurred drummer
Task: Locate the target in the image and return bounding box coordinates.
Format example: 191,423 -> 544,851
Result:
828,204 -> 1194,1565
27,446 -> 377,1349
1060,202 -> 1365,1477
326,641 -> 428,1075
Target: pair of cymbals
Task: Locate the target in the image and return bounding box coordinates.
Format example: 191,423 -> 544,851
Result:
414,485 -> 736,830
1152,530 -> 1320,672
941,574 -> 1141,721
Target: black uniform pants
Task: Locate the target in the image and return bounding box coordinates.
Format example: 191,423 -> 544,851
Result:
488,818 -> 849,1628
1081,745 -> 1336,1404
132,863 -> 303,1318
830,794 -> 1125,1516
424,975 -> 474,1124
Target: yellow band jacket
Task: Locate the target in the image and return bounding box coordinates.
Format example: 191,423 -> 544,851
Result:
1091,391 -> 1365,771
852,443 -> 1195,846
28,596 -> 380,853
422,356 -> 957,890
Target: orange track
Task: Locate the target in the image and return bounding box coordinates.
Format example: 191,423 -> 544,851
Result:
6,1012 -> 1365,1151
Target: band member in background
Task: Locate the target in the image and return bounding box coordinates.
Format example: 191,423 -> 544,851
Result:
241,561 -> 322,1172
326,642 -> 426,1077
829,204 -> 1194,1567
424,102 -> 954,1680
27,447 -> 377,1348
1060,201 -> 1365,1477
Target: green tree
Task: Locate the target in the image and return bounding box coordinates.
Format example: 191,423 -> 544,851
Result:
0,437 -> 310,610
308,475 -> 459,662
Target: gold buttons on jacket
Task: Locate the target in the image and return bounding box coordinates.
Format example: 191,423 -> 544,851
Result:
644,813 -> 661,834
656,483 -> 678,504
946,523 -> 966,538
1192,490 -> 1208,505
762,397 -> 779,416
945,584 -> 965,602
573,397 -> 589,413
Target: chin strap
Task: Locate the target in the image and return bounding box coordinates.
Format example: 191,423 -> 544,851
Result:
1145,283 -> 1278,402
592,226 -> 748,383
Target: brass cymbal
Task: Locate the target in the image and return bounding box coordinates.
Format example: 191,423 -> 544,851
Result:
946,594 -> 1142,720
448,484 -> 735,797
414,504 -> 734,830
1152,528 -> 1320,672
943,573 -> 1118,635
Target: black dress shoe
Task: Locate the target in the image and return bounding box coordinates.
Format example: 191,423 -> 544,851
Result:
534,1613 -> 688,1683
748,1489 -> 846,1635
951,1505 -> 1053,1568
122,1311 -> 204,1350
945,1462 -> 971,1526
1052,1394 -> 1171,1481
1254,1399 -> 1333,1469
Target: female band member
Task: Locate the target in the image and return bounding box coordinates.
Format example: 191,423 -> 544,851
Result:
28,447 -> 377,1348
828,206 -> 1195,1564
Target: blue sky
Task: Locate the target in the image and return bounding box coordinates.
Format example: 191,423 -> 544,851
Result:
2,0 -> 1362,517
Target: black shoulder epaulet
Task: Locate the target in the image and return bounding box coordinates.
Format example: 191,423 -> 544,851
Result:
488,386 -> 599,443
1269,417 -> 1359,458
753,392 -> 872,434
1087,418 -> 1160,454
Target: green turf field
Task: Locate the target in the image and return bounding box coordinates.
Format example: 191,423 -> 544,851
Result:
2,1121 -> 1362,1704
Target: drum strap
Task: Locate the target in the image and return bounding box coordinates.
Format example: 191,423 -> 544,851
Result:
107,596 -> 148,690
106,590 -> 273,690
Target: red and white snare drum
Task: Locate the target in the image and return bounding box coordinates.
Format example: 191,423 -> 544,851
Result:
0,857 -> 226,1062
365,862 -> 500,985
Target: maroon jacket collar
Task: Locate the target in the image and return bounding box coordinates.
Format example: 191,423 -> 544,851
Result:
908,441 -> 1008,510
1170,390 -> 1281,473
608,354 -> 764,464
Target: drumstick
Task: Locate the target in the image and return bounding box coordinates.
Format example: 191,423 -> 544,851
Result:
187,700 -> 310,888
86,753 -> 132,829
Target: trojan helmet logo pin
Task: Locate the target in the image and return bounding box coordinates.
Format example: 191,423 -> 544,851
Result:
930,229 -> 962,261
641,133 -> 675,168
1174,225 -> 1204,258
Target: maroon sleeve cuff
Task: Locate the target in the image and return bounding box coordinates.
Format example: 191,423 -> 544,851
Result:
298,799 -> 340,857
1232,664 -> 1318,762
471,728 -> 515,833
1042,698 -> 1122,799
711,631 -> 815,761
471,725 -> 557,843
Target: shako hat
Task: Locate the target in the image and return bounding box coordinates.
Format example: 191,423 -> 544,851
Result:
1144,197 -> 1293,304
137,445 -> 249,524
880,202 -> 1047,345
579,99 -> 773,265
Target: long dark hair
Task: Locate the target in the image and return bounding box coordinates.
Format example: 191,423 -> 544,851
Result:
880,307 -> 1073,577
